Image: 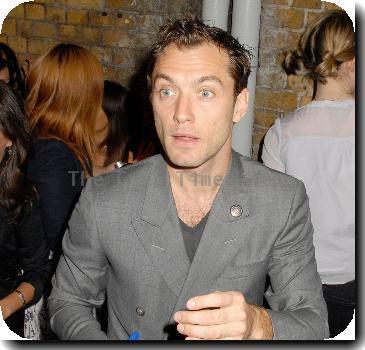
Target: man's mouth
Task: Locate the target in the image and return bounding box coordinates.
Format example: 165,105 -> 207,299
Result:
172,133 -> 200,145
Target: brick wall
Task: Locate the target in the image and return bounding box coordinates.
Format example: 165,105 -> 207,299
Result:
0,0 -> 344,159
0,0 -> 202,84
253,0 -> 343,159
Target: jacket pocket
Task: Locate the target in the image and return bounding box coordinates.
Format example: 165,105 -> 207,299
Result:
221,258 -> 269,280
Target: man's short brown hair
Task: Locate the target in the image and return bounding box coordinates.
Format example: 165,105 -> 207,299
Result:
147,17 -> 251,96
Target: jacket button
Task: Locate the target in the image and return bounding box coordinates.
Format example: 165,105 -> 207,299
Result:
230,204 -> 243,218
136,306 -> 145,316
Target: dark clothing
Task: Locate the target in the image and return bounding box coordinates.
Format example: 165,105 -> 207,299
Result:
179,213 -> 209,262
26,139 -> 84,260
0,201 -> 52,336
323,280 -> 355,338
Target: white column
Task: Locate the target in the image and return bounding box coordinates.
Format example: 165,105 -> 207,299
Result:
202,0 -> 230,30
231,0 -> 262,157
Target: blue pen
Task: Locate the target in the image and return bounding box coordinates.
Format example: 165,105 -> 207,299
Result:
128,331 -> 140,340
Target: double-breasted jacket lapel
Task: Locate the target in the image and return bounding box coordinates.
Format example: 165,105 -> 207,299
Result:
171,151 -> 251,314
131,156 -> 190,297
132,152 -> 251,319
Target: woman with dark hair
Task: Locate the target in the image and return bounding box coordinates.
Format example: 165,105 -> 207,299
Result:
93,80 -> 133,176
0,81 -> 51,337
93,79 -> 161,177
0,43 -> 26,99
262,11 -> 355,338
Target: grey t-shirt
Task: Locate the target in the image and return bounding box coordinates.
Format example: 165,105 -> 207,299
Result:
179,213 -> 210,262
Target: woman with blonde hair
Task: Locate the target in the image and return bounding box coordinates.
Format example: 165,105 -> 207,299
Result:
262,10 -> 355,338
26,44 -> 104,264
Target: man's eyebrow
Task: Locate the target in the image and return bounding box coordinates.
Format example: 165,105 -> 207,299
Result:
196,75 -> 224,86
153,73 -> 175,85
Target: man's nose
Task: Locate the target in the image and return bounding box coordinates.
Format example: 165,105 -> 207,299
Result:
173,93 -> 194,124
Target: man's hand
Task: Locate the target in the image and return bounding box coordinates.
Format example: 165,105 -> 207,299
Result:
173,291 -> 273,340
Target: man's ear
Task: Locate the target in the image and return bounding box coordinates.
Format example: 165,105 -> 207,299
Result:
232,88 -> 249,124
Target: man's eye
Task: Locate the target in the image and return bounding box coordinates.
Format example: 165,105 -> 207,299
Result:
160,88 -> 174,97
200,90 -> 214,98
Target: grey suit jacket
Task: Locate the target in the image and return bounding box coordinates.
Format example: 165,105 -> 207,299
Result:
48,151 -> 329,340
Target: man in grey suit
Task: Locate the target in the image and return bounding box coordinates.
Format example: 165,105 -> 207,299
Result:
48,17 -> 329,340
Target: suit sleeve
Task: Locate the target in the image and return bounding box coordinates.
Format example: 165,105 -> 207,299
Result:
48,179 -> 109,340
265,182 -> 329,340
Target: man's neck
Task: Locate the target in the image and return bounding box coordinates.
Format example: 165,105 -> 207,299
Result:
167,150 -> 232,227
167,151 -> 231,200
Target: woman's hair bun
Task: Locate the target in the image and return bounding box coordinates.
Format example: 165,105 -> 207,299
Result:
315,52 -> 339,80
282,49 -> 302,76
283,10 -> 354,83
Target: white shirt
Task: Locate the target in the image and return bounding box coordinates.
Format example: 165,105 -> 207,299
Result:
262,99 -> 355,284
